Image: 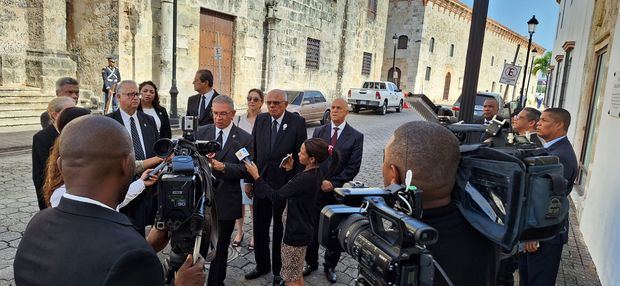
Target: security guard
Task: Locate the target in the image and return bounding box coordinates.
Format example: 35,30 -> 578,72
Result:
102,56 -> 121,113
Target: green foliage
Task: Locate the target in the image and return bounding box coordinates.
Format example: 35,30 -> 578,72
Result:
532,51 -> 552,77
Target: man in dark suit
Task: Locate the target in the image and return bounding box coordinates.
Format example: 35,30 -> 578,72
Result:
305,98 -> 363,282
107,80 -> 160,235
474,97 -> 503,125
32,97 -> 75,209
186,69 -> 219,126
245,89 -> 307,284
519,108 -> 578,286
195,95 -> 253,286
15,115 -> 205,286
40,77 -> 80,128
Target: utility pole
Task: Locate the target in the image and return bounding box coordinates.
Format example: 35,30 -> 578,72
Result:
458,0 -> 489,123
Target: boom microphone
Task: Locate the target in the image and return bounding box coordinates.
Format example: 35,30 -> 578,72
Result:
235,148 -> 251,163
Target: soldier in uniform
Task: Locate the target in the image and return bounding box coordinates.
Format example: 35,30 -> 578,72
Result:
102,56 -> 121,113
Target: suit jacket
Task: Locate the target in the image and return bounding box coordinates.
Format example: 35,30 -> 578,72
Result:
107,110 -> 159,158
546,137 -> 578,195
138,105 -> 172,139
14,198 -> 164,285
186,91 -> 220,126
195,124 -> 253,220
32,125 -> 59,197
312,122 -> 363,188
252,111 -> 307,192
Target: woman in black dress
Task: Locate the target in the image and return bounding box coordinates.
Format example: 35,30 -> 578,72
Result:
245,138 -> 339,286
138,81 -> 172,139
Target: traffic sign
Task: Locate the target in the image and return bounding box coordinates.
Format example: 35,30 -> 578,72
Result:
500,63 -> 521,86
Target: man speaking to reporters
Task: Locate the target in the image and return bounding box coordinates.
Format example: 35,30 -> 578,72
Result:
382,121 -> 498,286
14,115 -> 205,286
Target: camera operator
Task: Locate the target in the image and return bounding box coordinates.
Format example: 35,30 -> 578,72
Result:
195,95 -> 253,286
382,121 -> 498,286
14,115 -> 205,286
519,108 -> 577,286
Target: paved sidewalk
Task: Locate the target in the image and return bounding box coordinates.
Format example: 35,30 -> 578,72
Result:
0,109 -> 602,285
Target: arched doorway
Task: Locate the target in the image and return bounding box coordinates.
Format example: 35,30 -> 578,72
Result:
443,72 -> 451,100
387,67 -> 401,88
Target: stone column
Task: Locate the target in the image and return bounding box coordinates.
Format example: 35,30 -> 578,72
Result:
159,0 -> 173,100
42,0 -> 67,51
0,0 -> 29,86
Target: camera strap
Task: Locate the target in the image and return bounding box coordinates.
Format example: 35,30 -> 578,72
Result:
433,259 -> 454,286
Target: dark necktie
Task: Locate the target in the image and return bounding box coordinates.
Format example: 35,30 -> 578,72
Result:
270,120 -> 278,152
199,95 -> 206,117
331,126 -> 339,146
216,130 -> 223,146
130,117 -> 145,160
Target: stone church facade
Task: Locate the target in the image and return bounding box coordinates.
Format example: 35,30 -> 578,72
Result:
0,0 -> 388,130
383,0 -> 545,104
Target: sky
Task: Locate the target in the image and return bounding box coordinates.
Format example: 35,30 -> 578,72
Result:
459,0 -> 560,51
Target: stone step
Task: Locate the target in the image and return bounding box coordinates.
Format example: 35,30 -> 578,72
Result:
0,115 -> 40,127
0,87 -> 49,129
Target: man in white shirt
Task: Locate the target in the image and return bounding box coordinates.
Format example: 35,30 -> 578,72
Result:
107,80 -> 160,235
186,69 -> 220,126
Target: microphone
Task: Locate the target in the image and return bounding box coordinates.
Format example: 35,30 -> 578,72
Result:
147,161 -> 167,178
235,147 -> 251,163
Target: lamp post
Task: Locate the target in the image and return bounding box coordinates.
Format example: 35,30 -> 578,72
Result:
518,15 -> 539,110
391,34 -> 398,84
525,48 -> 537,98
168,0 -> 179,127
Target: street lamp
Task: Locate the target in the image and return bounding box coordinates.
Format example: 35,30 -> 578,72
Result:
525,48 -> 538,97
518,15 -> 538,109
168,0 -> 179,127
391,34 -> 398,84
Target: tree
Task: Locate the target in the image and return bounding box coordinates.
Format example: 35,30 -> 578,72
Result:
531,51 -> 552,78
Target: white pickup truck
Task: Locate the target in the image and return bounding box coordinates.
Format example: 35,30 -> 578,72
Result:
347,81 -> 404,115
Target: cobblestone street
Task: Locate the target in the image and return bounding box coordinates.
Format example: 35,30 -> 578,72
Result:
0,108 -> 601,285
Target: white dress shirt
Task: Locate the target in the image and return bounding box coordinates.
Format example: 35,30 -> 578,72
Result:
330,121 -> 347,139
52,180 -> 146,210
61,193 -> 116,211
271,112 -> 285,132
199,89 -> 215,117
119,108 -> 146,157
215,122 -> 234,147
543,136 -> 566,149
142,108 -> 161,131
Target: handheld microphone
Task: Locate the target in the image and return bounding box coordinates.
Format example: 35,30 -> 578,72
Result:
147,161 -> 167,178
235,148 -> 251,163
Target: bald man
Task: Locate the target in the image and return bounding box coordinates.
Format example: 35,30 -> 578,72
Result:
305,98 -> 364,282
15,115 -> 205,286
32,96 -> 75,210
246,89 -> 307,284
382,121 -> 498,286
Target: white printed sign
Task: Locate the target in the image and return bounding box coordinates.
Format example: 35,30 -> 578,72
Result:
500,63 -> 522,86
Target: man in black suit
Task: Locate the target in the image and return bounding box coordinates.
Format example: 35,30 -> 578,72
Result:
195,95 -> 253,286
107,80 -> 160,235
474,97 -> 502,125
15,115 -> 205,286
519,108 -> 578,286
40,77 -> 80,128
186,69 -> 219,126
305,98 -> 363,283
245,89 -> 307,284
32,97 -> 76,210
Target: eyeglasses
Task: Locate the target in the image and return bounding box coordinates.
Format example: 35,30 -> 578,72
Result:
212,111 -> 230,118
266,101 -> 285,106
247,97 -> 262,102
124,92 -> 141,98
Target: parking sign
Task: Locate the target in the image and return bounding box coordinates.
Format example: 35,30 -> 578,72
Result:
500,64 -> 522,86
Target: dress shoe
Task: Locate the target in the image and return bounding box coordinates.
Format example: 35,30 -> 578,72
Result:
302,264 -> 318,276
273,276 -> 284,286
324,267 -> 337,283
244,268 -> 269,280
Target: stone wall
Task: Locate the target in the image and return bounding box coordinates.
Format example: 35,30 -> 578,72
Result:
384,0 -> 543,104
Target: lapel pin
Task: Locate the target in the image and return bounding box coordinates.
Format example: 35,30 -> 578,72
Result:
283,123 -> 288,131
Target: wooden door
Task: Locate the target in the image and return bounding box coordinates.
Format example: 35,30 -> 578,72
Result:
199,10 -> 234,97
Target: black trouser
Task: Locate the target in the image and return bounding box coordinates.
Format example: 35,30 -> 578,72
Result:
208,219 -> 235,286
496,253 -> 519,286
305,191 -> 341,269
518,234 -> 564,286
35,188 -> 46,210
253,196 -> 285,276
